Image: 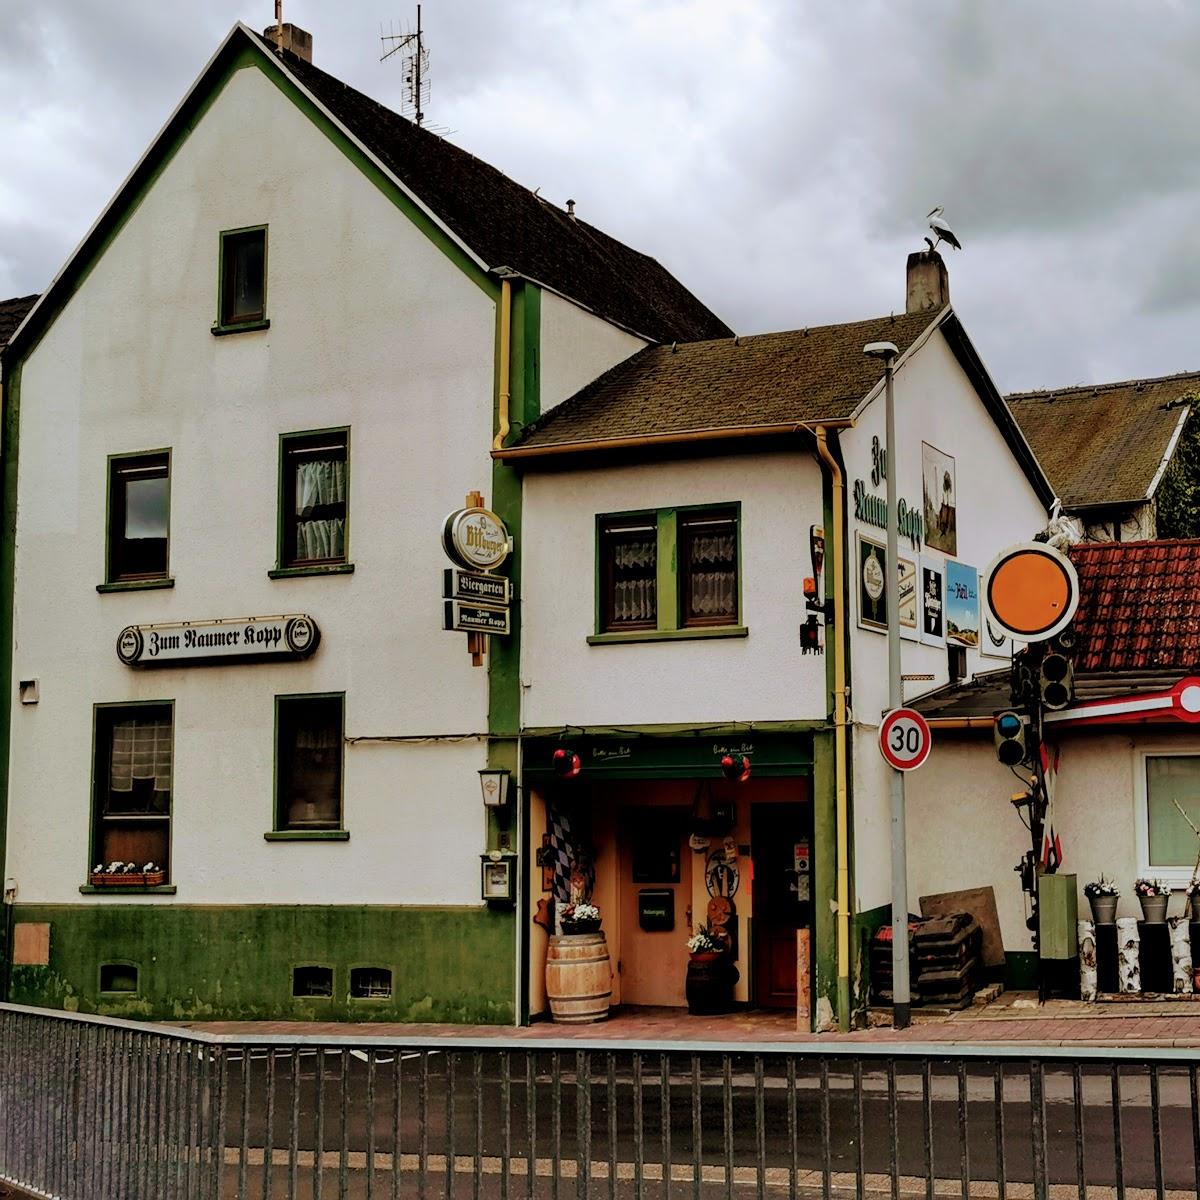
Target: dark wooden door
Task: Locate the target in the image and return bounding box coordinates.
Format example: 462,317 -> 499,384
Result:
751,802 -> 811,1009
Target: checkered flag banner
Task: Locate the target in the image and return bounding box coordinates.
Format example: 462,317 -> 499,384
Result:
546,800 -> 594,902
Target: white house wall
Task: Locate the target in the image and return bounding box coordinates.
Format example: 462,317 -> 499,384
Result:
538,290 -> 647,411
520,452 -> 827,729
9,61 -> 499,907
840,327 -> 1049,913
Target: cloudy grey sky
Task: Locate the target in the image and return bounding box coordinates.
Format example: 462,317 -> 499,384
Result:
3,1 -> 1199,391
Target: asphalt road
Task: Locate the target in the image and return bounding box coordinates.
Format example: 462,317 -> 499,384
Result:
218,1049 -> 1198,1192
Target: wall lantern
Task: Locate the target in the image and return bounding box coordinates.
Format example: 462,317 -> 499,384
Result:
480,852 -> 517,903
479,767 -> 513,809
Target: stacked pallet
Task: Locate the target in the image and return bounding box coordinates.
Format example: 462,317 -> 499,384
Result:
870,912 -> 982,1009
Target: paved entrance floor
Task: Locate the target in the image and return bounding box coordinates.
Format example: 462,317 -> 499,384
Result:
181,992 -> 1200,1047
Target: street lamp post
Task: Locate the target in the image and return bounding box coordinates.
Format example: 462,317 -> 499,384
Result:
864,339 -> 910,1030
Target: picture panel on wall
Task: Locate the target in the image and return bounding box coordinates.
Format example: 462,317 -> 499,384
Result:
899,555 -> 919,642
979,571 -> 1014,660
919,556 -> 946,647
857,533 -> 888,632
922,442 -> 957,556
945,560 -> 980,648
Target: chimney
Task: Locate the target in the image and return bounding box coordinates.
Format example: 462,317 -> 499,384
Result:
263,23 -> 313,62
906,249 -> 949,314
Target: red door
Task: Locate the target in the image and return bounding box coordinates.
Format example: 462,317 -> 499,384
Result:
751,802 -> 811,1009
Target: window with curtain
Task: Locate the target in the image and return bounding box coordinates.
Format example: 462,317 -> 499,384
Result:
1146,756 -> 1200,868
92,704 -> 173,878
600,516 -> 657,631
276,694 -> 344,830
679,508 -> 739,627
107,453 -> 170,581
219,227 -> 266,326
280,431 -> 349,568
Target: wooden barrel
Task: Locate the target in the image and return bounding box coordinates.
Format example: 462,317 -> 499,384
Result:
546,933 -> 611,1023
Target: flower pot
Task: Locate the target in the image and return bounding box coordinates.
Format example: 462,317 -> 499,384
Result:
1139,894 -> 1169,924
1188,894 -> 1200,923
561,920 -> 600,936
685,953 -> 739,1015
1088,894 -> 1118,925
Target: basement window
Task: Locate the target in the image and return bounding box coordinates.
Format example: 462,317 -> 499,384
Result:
349,967 -> 393,999
292,965 -> 333,998
99,963 -> 139,994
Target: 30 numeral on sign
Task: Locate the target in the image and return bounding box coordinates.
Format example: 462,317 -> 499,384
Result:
878,707 -> 932,772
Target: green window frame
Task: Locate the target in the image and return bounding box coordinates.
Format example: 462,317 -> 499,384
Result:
271,427 -> 354,578
590,503 -> 746,644
86,700 -> 175,892
214,225 -> 269,334
100,449 -> 173,592
268,692 -> 348,840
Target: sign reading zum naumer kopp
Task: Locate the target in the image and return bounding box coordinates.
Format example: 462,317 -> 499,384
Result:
117,615 -> 320,667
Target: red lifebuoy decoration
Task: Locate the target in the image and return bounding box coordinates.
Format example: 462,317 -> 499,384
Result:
720,754 -> 751,783
553,748 -> 582,779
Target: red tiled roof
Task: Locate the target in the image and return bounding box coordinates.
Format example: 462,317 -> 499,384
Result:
1072,539 -> 1200,672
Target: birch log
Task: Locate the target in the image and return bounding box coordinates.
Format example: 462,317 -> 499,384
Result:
1117,917 -> 1141,994
1170,916 -> 1193,994
1078,919 -> 1097,1001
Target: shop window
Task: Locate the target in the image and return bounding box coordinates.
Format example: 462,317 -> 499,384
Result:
218,226 -> 267,328
679,509 -> 739,627
1144,755 -> 1200,872
292,965 -> 333,998
99,963 -> 139,994
106,452 -> 170,583
599,515 -> 657,631
278,430 -> 350,570
594,504 -> 742,638
350,967 -> 393,999
275,694 -> 345,831
91,703 -> 173,882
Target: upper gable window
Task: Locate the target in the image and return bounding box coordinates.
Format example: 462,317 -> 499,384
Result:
218,227 -> 267,328
107,452 -> 170,583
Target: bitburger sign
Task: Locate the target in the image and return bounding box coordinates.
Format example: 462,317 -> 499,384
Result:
117,614 -> 320,667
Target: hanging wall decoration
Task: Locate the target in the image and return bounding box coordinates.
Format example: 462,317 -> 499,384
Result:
922,442 -> 957,556
898,556 -> 919,642
856,533 -> 888,632
919,556 -> 946,647
945,560 -> 980,648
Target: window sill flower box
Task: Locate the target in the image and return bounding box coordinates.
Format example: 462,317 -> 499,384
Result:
88,871 -> 166,888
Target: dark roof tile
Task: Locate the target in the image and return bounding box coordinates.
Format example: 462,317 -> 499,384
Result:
513,310 -> 937,449
0,294 -> 38,346
1007,373 -> 1197,508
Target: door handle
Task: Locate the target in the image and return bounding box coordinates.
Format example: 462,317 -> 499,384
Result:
685,904 -> 693,930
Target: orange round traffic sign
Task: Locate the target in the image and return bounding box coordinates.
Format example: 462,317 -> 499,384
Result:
983,543 -> 1079,643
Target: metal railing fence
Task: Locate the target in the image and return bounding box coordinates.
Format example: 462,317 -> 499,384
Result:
3,1002 -> 1200,1199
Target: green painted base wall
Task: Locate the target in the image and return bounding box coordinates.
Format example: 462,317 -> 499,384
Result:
8,904 -> 515,1025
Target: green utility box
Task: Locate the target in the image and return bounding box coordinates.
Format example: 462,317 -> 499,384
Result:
1038,872 -> 1079,961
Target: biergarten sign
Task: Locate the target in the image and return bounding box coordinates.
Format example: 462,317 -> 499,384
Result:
441,505 -> 513,641
117,614 -> 319,667
443,568 -> 511,604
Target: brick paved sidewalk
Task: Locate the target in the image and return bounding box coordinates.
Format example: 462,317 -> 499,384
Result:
180,992 -> 1200,1047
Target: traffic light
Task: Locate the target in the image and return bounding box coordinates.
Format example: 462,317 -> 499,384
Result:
1040,652 -> 1073,710
994,710 -> 1027,766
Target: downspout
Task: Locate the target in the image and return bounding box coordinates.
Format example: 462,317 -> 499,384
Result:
812,426 -> 852,1031
493,278 -> 513,452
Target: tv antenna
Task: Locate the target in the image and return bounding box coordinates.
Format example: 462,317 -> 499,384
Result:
381,5 -> 430,127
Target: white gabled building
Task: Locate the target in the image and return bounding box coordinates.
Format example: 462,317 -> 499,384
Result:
0,21 -> 727,1023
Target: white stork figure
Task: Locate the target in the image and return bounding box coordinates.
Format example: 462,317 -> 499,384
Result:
927,206 -> 962,251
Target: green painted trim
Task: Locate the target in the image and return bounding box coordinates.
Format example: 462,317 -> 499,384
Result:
211,319 -> 271,337
89,699 -> 176,885
849,902 -> 890,1018
811,727 -> 837,1029
268,563 -> 355,580
104,447 -> 172,586
521,720 -> 826,737
8,902 -> 516,1023
586,626 -> 748,646
216,224 -> 268,329
273,691 -> 346,833
593,509 -> 655,636
78,885 -> 177,896
275,426 -> 350,571
96,578 -> 176,594
656,508 -> 678,632
0,360 -> 19,995
264,829 -> 349,842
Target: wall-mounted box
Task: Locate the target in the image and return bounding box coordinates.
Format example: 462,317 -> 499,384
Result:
638,889 -> 674,932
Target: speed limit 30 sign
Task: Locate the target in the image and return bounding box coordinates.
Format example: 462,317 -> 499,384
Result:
879,707 -> 932,772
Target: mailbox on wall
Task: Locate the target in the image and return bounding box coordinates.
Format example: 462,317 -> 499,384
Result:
637,889 -> 674,932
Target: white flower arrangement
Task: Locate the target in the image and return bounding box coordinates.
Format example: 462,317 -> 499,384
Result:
686,926 -> 725,955
569,903 -> 600,923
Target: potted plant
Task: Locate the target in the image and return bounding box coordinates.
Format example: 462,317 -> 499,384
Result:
1187,881 -> 1200,923
686,924 -> 726,963
685,923 -> 737,1014
559,902 -> 601,936
1083,876 -> 1119,925
1134,878 -> 1170,924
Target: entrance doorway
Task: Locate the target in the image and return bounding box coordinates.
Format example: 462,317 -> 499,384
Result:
617,808 -> 692,1007
751,801 -> 811,1010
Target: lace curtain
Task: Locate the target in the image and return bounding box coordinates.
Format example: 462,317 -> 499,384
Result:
611,534 -> 656,624
110,719 -> 172,793
686,530 -> 737,619
295,459 -> 346,561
